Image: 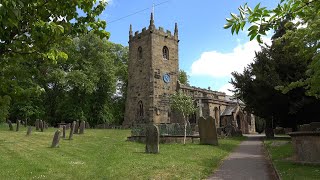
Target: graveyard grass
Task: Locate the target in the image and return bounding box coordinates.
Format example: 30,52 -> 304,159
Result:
0,124 -> 245,179
264,139 -> 320,180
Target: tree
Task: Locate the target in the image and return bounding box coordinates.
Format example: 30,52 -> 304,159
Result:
225,0 -> 320,98
178,70 -> 190,85
0,0 -> 110,123
230,33 -> 320,132
170,90 -> 196,145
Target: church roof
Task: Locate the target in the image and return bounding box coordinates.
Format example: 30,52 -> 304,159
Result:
221,105 -> 237,116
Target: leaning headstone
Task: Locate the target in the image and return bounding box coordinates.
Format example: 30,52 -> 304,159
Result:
40,120 -> 44,132
62,125 -> 66,138
8,120 -> 13,131
24,119 -> 28,127
26,126 -> 32,136
35,119 -> 39,131
145,124 -> 159,154
69,121 -> 76,140
198,116 -> 218,145
79,120 -> 85,134
51,130 -> 61,148
16,120 -> 21,131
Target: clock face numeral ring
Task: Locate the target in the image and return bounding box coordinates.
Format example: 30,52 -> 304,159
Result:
163,73 -> 170,83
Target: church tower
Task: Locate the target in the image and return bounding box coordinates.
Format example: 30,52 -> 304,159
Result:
123,13 -> 179,126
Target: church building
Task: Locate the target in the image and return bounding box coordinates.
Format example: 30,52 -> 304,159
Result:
123,13 -> 256,134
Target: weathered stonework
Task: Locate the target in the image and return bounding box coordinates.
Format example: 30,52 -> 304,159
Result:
123,13 -> 179,126
123,14 -> 256,135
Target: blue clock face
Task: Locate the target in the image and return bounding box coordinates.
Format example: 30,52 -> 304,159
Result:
163,73 -> 170,83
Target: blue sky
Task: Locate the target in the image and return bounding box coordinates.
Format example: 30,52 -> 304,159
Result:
102,0 -> 277,94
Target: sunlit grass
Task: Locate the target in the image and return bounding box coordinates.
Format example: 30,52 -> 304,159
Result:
265,139 -> 320,180
0,123 -> 244,179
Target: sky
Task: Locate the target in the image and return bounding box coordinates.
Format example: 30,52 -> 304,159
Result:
101,0 -> 278,95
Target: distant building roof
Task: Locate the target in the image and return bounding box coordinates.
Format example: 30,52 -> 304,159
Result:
221,105 -> 237,116
224,95 -> 245,105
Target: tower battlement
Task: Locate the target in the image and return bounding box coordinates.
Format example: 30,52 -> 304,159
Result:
129,13 -> 178,42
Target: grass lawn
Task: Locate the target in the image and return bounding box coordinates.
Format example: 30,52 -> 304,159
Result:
264,139 -> 320,180
0,123 -> 244,179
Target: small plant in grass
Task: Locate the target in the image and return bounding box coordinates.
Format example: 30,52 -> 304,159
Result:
170,90 -> 196,145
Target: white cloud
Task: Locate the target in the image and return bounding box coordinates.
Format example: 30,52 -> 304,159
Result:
191,38 -> 271,78
218,83 -> 234,95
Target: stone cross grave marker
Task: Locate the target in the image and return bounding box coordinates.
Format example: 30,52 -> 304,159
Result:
198,116 -> 218,145
145,124 -> 160,154
51,130 -> 61,148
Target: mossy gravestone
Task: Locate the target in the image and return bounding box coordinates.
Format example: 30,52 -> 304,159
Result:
79,121 -> 85,134
145,124 -> 159,154
51,130 -> 61,148
24,119 -> 28,127
198,116 -> 218,146
8,120 -> 13,131
16,120 -> 21,131
85,122 -> 90,129
26,126 -> 32,136
69,121 -> 76,140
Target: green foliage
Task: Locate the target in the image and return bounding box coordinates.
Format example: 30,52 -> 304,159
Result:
231,31 -> 320,128
0,95 -> 11,123
0,125 -> 245,179
178,70 -> 190,85
265,140 -> 320,179
170,90 -> 196,119
0,0 -> 109,60
255,116 -> 266,134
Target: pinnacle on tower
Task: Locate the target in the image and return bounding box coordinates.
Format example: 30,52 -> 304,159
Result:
129,24 -> 133,37
174,23 -> 178,36
149,12 -> 155,30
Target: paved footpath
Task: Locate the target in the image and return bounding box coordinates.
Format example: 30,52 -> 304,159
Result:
208,135 -> 278,180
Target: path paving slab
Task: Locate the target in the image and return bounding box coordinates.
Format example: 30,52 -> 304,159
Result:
208,135 -> 278,180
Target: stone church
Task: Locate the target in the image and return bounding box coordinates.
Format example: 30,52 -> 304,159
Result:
123,13 -> 256,134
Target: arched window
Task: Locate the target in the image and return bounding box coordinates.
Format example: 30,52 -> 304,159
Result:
138,101 -> 144,117
138,46 -> 142,60
162,46 -> 169,60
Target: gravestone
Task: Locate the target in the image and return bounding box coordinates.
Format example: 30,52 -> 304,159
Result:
66,123 -> 70,130
8,120 -> 13,131
69,121 -> 76,140
26,126 -> 32,136
79,121 -> 85,134
145,124 -> 159,154
35,119 -> 39,130
51,130 -> 61,148
198,116 -> 218,145
40,120 -> 44,132
62,125 -> 66,139
85,122 -> 90,129
74,120 -> 80,134
16,120 -> 21,131
44,121 -> 48,129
